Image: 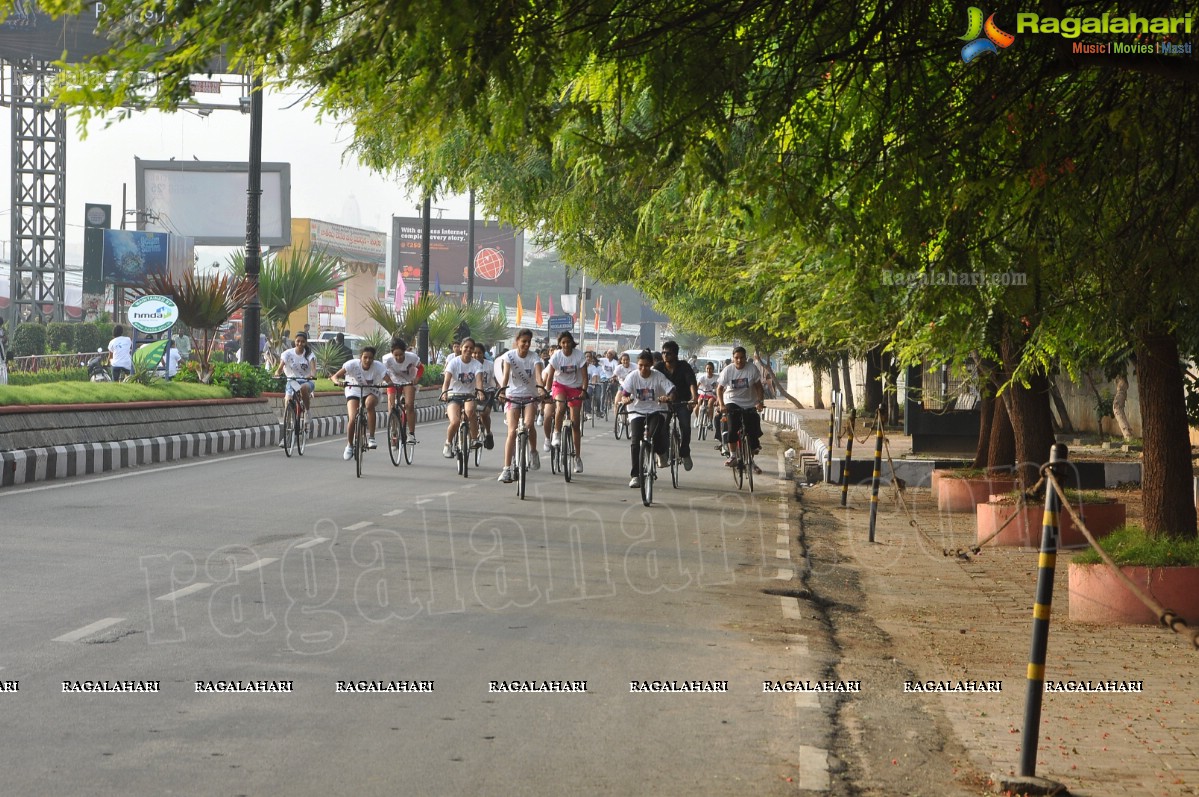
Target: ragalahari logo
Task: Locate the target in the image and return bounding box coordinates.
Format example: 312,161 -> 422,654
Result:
960,7 -> 1016,62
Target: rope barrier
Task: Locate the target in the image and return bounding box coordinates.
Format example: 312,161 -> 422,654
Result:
1044,468 -> 1199,651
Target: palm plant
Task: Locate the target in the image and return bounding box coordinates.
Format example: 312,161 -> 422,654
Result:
360,328 -> 393,355
461,301 -> 509,349
363,294 -> 441,345
146,272 -> 255,383
228,246 -> 345,355
428,303 -> 466,358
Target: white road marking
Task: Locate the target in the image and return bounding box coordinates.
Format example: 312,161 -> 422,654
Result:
236,558 -> 278,573
775,548 -> 790,560
295,537 -> 328,549
786,633 -> 810,657
794,691 -> 820,708
53,617 -> 125,642
343,521 -> 373,531
776,568 -> 793,580
156,583 -> 212,601
798,745 -> 830,790
776,534 -> 789,544
777,522 -> 790,530
382,509 -> 405,516
780,597 -> 802,620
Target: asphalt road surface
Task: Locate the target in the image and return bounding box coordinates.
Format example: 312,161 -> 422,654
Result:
0,413 -> 824,796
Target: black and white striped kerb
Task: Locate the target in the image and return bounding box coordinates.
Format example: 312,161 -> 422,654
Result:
0,406 -> 448,488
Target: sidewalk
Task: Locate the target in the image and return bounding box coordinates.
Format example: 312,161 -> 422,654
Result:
793,468 -> 1198,795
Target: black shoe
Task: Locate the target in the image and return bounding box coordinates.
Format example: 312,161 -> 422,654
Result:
483,432 -> 494,450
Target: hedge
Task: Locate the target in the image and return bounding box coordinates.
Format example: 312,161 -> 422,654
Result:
46,322 -> 75,353
11,322 -> 46,357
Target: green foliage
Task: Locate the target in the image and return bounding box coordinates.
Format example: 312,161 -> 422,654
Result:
46,322 -> 75,352
11,322 -> 46,357
0,382 -> 230,406
73,322 -> 108,354
227,247 -> 345,351
146,271 -> 255,384
209,362 -> 275,398
360,329 -> 392,355
313,341 -> 347,376
1073,525 -> 1199,567
420,363 -> 444,387
6,367 -> 89,385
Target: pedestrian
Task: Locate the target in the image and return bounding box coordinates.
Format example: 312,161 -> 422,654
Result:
108,324 -> 133,381
332,332 -> 352,364
282,329 -> 292,351
176,330 -> 192,362
165,340 -> 182,378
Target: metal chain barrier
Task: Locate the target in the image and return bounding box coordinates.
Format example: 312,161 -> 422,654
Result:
1044,468 -> 1199,651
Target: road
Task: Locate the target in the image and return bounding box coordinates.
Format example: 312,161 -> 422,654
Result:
0,412 -> 828,796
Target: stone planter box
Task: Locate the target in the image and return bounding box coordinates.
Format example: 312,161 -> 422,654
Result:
1068,563 -> 1199,624
975,499 -> 1126,548
935,471 -> 1018,513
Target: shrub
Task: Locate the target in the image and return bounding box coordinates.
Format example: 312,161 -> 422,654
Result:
420,363 -> 444,387
74,322 -> 107,354
11,322 -> 46,357
7,367 -> 89,385
210,361 -> 274,398
46,322 -> 75,353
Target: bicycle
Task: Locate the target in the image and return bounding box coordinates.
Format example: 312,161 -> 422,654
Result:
636,410 -> 669,507
613,400 -> 630,440
499,386 -> 546,500
386,385 -> 417,466
275,376 -> 310,458
475,388 -> 500,468
550,391 -> 587,482
695,398 -> 715,441
665,401 -> 693,489
340,382 -> 379,478
441,391 -> 479,478
593,380 -> 611,422
722,405 -> 758,492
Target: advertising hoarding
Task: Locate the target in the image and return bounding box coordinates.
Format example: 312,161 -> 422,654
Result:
391,217 -> 522,293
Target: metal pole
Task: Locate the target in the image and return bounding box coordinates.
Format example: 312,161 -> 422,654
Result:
840,408 -> 856,507
1020,443 -> 1069,777
826,394 -> 836,483
417,196 -> 431,363
241,71 -> 264,367
466,188 -> 475,303
867,406 -> 885,542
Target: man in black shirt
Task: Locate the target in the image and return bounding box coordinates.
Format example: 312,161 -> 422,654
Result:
654,340 -> 700,470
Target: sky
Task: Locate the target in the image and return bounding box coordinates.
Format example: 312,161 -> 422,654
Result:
0,80 -> 476,272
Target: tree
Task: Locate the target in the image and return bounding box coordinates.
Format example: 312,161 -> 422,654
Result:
228,246 -> 345,358
146,272 -> 255,383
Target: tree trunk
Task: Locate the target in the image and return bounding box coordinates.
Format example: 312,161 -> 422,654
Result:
812,366 -> 825,410
1048,378 -> 1075,434
1134,329 -> 1196,539
864,345 -> 884,415
884,352 -> 901,428
1111,370 -> 1135,441
972,360 -> 997,469
829,361 -> 840,397
840,354 -> 855,412
1001,331 -> 1057,488
987,389 -> 1015,472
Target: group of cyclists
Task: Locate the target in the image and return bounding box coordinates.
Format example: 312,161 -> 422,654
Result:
273,326 -> 768,488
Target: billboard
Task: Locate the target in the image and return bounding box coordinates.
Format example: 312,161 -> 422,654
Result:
0,1 -> 110,63
391,217 -> 522,293
102,230 -> 170,285
135,160 -> 291,246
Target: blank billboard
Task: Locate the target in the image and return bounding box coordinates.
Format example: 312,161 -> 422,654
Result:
135,160 -> 291,246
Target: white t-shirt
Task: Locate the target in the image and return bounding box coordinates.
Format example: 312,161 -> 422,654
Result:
165,348 -> 182,377
445,356 -> 482,396
382,351 -> 422,385
620,370 -> 676,417
342,358 -> 388,398
717,362 -> 762,408
697,373 -> 718,396
599,357 -> 617,379
549,349 -> 587,389
501,350 -> 542,399
612,363 -> 633,384
108,336 -> 133,369
280,348 -> 316,380
587,363 -> 603,384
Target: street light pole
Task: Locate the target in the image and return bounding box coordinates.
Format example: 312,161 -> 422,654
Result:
241,71 -> 264,367
417,195 -> 431,363
466,188 -> 475,303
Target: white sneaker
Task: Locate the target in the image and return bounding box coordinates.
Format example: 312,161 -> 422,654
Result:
542,438 -> 551,452
529,450 -> 540,471
343,445 -> 354,461
443,443 -> 454,458
367,436 -> 377,449
628,477 -> 640,488
498,468 -> 513,483
551,432 -> 561,447
574,456 -> 583,474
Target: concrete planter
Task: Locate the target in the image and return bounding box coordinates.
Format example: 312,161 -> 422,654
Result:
975,499 -> 1126,548
935,472 -> 1018,513
1068,563 -> 1199,624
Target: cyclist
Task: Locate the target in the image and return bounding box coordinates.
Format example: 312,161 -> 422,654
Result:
474,341 -> 497,450
496,328 -> 544,483
585,351 -> 603,420
440,336 -> 483,459
619,350 -> 676,488
542,331 -> 588,473
696,360 -> 719,430
382,337 -> 423,442
716,346 -> 765,473
654,340 -> 699,471
331,346 -> 392,461
273,331 -> 316,446
611,352 -> 633,416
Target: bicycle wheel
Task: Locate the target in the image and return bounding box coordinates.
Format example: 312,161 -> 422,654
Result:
355,411 -> 367,478
386,411 -> 401,466
562,425 -> 573,483
730,433 -> 744,489
516,432 -> 528,500
400,410 -> 413,464
458,422 -> 469,478
613,405 -> 625,439
697,406 -> 709,441
670,421 -> 681,488
282,402 -> 296,457
640,439 -> 654,506
474,426 -> 483,466
295,404 -> 307,456
746,438 -> 755,493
